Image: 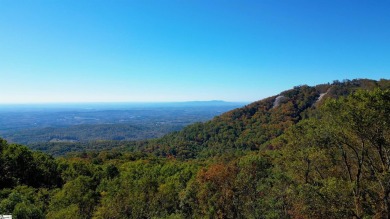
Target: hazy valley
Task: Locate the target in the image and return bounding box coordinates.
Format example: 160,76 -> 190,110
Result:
0,101 -> 244,144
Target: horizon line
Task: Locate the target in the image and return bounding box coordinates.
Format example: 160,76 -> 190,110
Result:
0,100 -> 251,105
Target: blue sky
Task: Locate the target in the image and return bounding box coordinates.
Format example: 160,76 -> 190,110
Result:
0,0 -> 389,103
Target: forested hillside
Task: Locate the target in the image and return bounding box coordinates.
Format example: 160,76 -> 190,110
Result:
0,79 -> 389,218
143,79 -> 390,158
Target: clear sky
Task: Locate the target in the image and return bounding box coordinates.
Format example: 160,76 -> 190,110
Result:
1,0 -> 389,103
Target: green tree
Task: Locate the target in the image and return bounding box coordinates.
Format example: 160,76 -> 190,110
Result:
323,88 -> 390,218
274,88 -> 390,218
47,176 -> 99,219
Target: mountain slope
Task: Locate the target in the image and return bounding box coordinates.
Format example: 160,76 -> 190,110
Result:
143,79 -> 390,158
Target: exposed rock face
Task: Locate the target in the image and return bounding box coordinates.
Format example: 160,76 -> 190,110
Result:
316,88 -> 331,103
317,93 -> 327,101
272,95 -> 287,108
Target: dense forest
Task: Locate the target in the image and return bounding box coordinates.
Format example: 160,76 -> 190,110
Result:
0,78 -> 389,218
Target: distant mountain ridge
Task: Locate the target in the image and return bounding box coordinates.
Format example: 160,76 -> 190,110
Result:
0,100 -> 242,111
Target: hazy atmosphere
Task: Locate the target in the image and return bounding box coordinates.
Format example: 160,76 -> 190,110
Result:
1,0 -> 389,103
